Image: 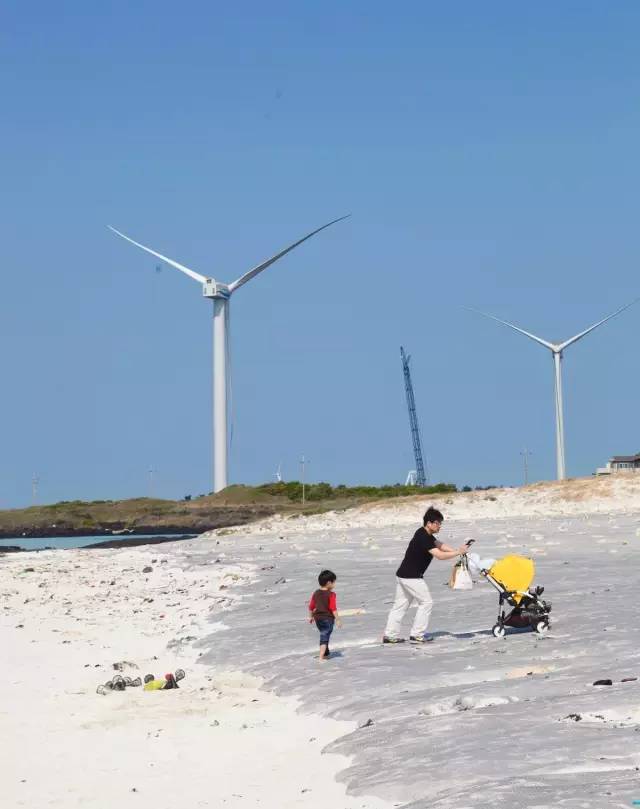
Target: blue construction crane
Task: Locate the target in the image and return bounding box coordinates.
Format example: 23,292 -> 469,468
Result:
400,347 -> 428,487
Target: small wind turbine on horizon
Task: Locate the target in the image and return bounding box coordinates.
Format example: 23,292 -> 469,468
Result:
109,216 -> 349,493
467,299 -> 638,481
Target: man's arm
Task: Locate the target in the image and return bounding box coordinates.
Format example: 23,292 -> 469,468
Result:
430,543 -> 471,561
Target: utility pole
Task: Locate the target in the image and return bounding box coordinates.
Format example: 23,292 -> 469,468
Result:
300,456 -> 309,504
31,473 -> 40,505
520,448 -> 532,486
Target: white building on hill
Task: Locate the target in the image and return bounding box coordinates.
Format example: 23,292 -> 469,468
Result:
595,453 -> 640,475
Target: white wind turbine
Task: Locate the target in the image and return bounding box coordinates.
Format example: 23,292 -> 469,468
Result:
109,216 -> 349,492
468,299 -> 638,480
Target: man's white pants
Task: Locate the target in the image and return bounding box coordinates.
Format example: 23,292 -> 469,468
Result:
384,577 -> 433,639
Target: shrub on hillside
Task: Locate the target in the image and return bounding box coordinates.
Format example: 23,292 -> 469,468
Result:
256,481 -> 457,502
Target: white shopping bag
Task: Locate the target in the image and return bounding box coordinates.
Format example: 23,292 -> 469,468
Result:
449,557 -> 473,590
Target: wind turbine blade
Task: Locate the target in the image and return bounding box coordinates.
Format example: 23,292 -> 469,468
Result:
557,297 -> 640,351
108,226 -> 207,284
465,307 -> 556,351
227,215 -> 350,293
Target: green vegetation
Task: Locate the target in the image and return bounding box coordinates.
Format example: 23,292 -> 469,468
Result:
0,482 -> 460,538
256,481 -> 457,503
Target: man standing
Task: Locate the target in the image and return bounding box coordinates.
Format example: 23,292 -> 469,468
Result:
383,507 -> 471,644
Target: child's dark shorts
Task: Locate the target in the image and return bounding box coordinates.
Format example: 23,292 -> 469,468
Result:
315,618 -> 334,645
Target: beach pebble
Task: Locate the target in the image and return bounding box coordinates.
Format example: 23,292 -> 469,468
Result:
113,660 -> 138,671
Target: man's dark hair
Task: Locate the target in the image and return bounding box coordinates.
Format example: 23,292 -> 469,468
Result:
318,569 -> 337,586
423,507 -> 444,526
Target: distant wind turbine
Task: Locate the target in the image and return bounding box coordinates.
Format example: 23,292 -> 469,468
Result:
109,216 -> 349,492
467,299 -> 638,480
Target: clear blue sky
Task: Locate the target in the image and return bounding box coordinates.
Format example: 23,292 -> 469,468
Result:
2,1 -> 639,507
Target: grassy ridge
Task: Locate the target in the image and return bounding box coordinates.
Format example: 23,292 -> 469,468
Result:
255,481 -> 457,502
0,482 -> 457,538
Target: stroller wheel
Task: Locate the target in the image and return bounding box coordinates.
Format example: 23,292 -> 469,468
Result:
492,624 -> 506,638
534,619 -> 549,635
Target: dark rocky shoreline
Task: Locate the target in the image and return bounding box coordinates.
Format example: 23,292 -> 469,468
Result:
83,534 -> 196,549
0,505 -> 278,540
0,534 -> 196,553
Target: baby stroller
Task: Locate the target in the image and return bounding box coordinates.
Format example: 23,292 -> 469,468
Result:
481,555 -> 551,638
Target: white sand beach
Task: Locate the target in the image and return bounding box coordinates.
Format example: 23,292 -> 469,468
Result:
1,541 -> 390,809
3,475 -> 640,808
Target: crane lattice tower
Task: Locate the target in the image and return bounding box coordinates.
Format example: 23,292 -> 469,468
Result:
400,347 -> 429,487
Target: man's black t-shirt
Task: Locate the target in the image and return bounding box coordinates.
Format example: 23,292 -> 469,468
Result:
396,527 -> 439,578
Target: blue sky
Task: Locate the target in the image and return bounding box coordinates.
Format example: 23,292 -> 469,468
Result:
2,2 -> 639,506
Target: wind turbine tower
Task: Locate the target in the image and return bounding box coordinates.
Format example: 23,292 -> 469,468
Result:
110,217 -> 349,493
468,299 -> 638,480
400,347 -> 428,487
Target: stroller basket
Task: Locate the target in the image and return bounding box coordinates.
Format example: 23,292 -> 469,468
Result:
481,555 -> 551,638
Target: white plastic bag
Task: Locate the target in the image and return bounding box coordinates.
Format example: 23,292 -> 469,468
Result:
466,552 -> 496,577
449,557 -> 473,590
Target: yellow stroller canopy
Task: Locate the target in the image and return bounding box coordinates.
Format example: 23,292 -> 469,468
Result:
488,555 -> 535,604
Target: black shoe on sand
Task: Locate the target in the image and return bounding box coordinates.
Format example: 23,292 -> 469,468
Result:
410,635 -> 434,644
382,636 -> 406,644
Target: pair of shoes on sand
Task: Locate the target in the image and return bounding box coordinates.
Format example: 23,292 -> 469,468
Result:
97,674 -> 142,694
382,635 -> 434,644
97,669 -> 186,695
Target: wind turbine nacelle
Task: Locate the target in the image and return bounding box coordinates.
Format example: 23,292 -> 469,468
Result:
202,279 -> 230,299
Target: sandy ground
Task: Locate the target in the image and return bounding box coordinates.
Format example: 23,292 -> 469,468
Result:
227,473 -> 640,538
3,476 -> 640,808
1,540 -> 390,809
205,481 -> 640,809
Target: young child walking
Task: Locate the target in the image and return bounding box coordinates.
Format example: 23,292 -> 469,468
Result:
308,569 -> 342,660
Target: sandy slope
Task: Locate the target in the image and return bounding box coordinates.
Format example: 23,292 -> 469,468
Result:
220,474 -> 640,539
0,540 -> 390,809
201,478 -> 640,809
3,475 -> 640,809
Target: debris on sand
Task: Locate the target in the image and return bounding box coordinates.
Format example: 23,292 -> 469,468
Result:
112,660 -> 138,671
